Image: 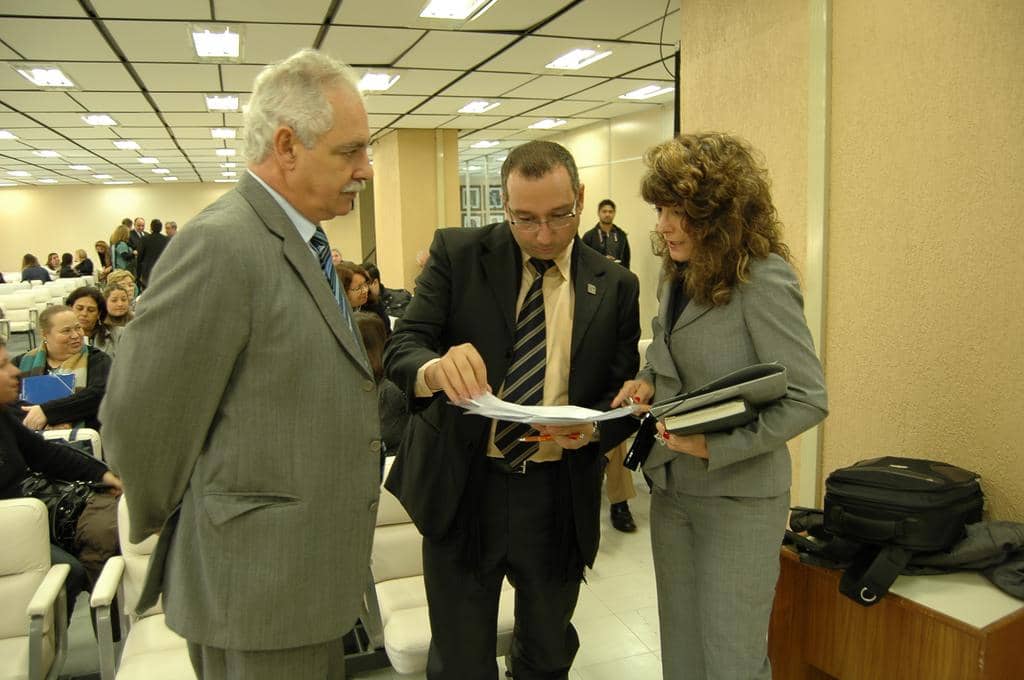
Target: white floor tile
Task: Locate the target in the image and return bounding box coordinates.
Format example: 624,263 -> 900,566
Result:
575,651 -> 663,680
572,615 -> 649,668
616,605 -> 661,653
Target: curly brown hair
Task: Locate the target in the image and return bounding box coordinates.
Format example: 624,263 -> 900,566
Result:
641,133 -> 790,306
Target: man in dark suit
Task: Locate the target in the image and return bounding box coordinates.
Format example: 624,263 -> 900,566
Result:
135,218 -> 168,290
100,49 -> 378,680
384,141 -> 641,680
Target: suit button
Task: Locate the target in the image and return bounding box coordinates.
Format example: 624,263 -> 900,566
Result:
369,501 -> 379,514
362,380 -> 375,392
370,440 -> 381,453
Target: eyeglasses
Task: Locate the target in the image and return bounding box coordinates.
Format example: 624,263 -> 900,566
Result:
507,200 -> 578,232
349,283 -> 369,293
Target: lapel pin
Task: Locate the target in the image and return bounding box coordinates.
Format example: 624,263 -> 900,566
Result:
586,283 -> 597,295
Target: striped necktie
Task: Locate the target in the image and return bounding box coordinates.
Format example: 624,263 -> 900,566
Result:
309,226 -> 355,333
494,257 -> 554,468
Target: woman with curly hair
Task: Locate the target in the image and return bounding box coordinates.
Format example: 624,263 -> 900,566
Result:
613,132 -> 828,680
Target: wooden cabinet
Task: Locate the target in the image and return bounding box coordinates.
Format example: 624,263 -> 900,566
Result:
769,548 -> 1024,680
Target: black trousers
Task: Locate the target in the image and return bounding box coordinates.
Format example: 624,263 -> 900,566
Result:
423,460 -> 582,680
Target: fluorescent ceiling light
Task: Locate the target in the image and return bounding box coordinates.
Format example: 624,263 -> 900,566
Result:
545,48 -> 613,71
103,180 -> 133,185
33,150 -> 60,158
152,168 -> 171,174
222,171 -> 237,177
358,73 -> 400,92
205,94 -> 239,111
14,64 -> 75,88
419,0 -> 494,20
221,162 -> 237,168
163,176 -> 178,181
7,171 -> 31,177
470,140 -> 500,149
215,179 -> 238,183
68,165 -> 91,171
0,181 -> 18,187
38,178 -> 57,184
528,118 -> 567,130
92,174 -> 112,179
190,24 -> 243,60
619,84 -> 674,100
138,157 -> 159,164
113,140 -> 140,150
0,130 -> 17,140
459,100 -> 500,114
215,148 -> 237,157
82,114 -> 117,126
211,128 -> 237,139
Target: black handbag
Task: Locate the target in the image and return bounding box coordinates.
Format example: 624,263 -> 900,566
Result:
19,473 -> 95,553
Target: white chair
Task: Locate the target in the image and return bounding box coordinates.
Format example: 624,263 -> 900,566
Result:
365,459 -> 515,674
42,428 -> 104,462
0,292 -> 40,348
638,337 -> 652,359
0,498 -> 70,680
91,497 -> 195,680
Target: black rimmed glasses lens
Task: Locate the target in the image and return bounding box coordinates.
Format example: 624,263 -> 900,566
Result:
508,200 -> 578,232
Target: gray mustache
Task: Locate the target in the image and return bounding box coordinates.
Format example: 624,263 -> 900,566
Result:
342,180 -> 367,193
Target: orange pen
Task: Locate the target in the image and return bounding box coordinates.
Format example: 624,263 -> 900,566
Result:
517,433 -> 583,442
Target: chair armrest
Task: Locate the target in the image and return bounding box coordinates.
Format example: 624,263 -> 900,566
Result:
90,556 -> 125,607
27,563 -> 70,616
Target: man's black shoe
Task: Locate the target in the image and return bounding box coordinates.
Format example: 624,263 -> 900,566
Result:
610,501 -> 636,532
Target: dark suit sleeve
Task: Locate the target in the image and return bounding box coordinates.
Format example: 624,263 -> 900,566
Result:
620,231 -> 631,270
38,348 -> 111,428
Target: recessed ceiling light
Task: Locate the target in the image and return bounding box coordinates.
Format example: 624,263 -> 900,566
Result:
211,128 -> 237,139
214,179 -> 238,183
7,170 -> 31,177
113,140 -> 140,150
419,0 -> 495,20
82,114 -> 117,126
619,85 -> 675,100
528,118 -> 567,130
470,140 -> 500,149
466,165 -> 482,172
222,171 -> 237,177
458,100 -> 500,114
357,73 -> 400,92
0,181 -> 18,187
0,130 -> 17,140
152,168 -> 171,174
103,180 -> 133,185
546,48 -> 613,71
33,150 -> 60,157
138,157 -> 159,164
215,148 -> 237,157
68,165 -> 91,171
92,174 -> 112,179
221,162 -> 237,168
38,178 -> 57,184
190,24 -> 243,60
13,64 -> 76,89
205,94 -> 239,111
163,176 -> 178,181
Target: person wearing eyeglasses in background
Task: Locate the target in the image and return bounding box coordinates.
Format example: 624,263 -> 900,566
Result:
384,140 -> 640,680
338,262 -> 370,313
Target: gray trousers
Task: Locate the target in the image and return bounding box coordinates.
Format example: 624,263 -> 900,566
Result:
650,486 -> 789,680
187,637 -> 345,680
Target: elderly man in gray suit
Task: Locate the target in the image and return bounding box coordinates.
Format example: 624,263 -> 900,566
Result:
100,49 -> 380,680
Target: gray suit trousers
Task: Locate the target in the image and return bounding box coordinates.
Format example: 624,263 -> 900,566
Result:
650,484 -> 789,680
187,638 -> 345,680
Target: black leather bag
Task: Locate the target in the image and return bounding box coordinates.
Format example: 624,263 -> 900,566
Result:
19,473 -> 95,552
823,456 -> 984,605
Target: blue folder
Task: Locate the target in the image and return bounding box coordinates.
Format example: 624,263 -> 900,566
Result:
21,374 -> 76,404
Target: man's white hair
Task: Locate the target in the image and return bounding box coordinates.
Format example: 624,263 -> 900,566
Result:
244,49 -> 362,164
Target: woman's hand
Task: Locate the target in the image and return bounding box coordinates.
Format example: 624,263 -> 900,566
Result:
101,471 -> 123,496
21,404 -> 48,430
655,421 -> 709,459
611,379 -> 655,408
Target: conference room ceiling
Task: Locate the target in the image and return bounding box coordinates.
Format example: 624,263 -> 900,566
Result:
0,0 -> 679,187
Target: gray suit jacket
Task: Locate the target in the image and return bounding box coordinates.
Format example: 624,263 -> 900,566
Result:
638,254 -> 828,496
99,173 -> 381,651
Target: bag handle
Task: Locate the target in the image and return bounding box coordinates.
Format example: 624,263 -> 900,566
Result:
830,506 -> 902,542
839,545 -> 912,606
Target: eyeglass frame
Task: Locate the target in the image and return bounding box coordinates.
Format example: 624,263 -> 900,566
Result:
348,283 -> 369,293
505,199 -> 579,232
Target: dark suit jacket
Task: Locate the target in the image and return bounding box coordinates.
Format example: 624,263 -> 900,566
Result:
136,232 -> 169,286
581,224 -> 631,269
383,223 -> 640,568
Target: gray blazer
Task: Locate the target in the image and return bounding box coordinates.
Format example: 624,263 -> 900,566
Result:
100,173 -> 381,651
638,254 -> 828,496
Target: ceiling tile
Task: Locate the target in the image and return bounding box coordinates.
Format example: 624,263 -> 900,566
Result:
438,72 -> 536,98
502,75 -> 606,100
438,114 -> 508,130
53,63 -> 139,91
105,20 -> 200,62
331,0 -> 427,27
0,1 -> 87,17
363,68 -> 462,97
368,114 -> 399,128
499,116 -> 600,132
220,65 -> 264,92
89,0 -> 213,20
150,92 -> 210,112
73,92 -> 153,112
0,19 -> 116,60
414,96 -> 541,117
108,112 -> 165,126
620,9 -> 681,45
537,0 -> 679,41
319,26 -> 425,66
526,100 -> 605,118
463,0 -> 571,32
162,112 -> 225,126
0,111 -> 41,126
574,77 -> 673,101
135,64 -> 222,92
172,127 -> 221,139
5,128 -> 63,141
0,44 -> 18,60
117,126 -> 171,139
0,91 -> 85,112
54,127 -> 118,139
396,31 -> 518,70
215,0 -> 328,23
572,101 -> 661,119
242,23 -> 320,64
391,114 -> 456,129
363,95 -> 427,115
621,57 -> 677,80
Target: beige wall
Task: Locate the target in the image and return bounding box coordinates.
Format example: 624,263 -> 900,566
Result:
0,179 -> 364,275
678,0 -> 1024,519
547,106 -> 676,332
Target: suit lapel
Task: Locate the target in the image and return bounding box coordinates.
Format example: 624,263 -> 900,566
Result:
236,174 -> 371,378
480,224 -> 519,336
571,242 -> 607,359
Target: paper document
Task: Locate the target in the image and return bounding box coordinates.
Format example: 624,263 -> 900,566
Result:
461,392 -> 637,425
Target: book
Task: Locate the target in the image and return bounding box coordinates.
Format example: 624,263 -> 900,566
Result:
663,398 -> 756,436
21,374 -> 75,404
649,363 -> 787,420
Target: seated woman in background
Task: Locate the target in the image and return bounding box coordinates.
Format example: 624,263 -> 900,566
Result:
73,248 -> 94,276
338,262 -> 370,313
20,253 -> 51,284
103,284 -> 133,327
13,305 -> 112,431
360,263 -> 392,335
354,312 -> 408,476
105,269 -> 138,302
94,240 -> 111,283
45,252 -> 60,279
66,286 -> 121,357
58,252 -> 78,278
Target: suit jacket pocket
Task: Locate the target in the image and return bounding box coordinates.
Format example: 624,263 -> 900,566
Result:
203,492 -> 301,526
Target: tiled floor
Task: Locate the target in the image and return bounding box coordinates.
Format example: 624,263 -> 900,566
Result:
62,474 -> 663,680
